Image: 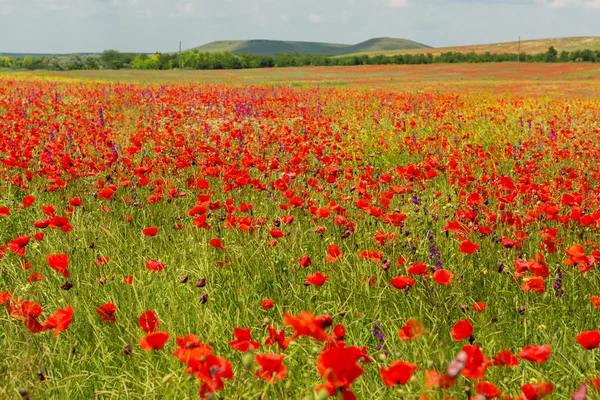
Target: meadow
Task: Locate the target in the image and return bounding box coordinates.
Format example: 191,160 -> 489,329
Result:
1,63 -> 600,399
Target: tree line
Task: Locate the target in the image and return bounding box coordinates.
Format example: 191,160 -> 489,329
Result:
1,47 -> 599,71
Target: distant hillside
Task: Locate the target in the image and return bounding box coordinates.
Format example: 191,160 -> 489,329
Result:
188,37 -> 430,56
343,36 -> 600,57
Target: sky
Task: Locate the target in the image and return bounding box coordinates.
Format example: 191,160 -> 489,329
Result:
0,0 -> 599,53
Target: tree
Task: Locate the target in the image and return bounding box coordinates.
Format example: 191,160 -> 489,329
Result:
545,46 -> 558,62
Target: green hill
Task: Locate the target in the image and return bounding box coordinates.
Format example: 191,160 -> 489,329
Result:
187,38 -> 430,56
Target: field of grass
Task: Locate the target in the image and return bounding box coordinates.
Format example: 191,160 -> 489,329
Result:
345,36 -> 600,58
1,65 -> 600,399
189,38 -> 430,56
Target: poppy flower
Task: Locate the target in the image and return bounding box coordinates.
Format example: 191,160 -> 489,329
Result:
123,276 -> 133,285
142,227 -> 158,236
360,250 -> 384,263
326,244 -> 343,262
425,369 -> 456,390
9,236 -> 30,256
47,253 -> 70,278
317,345 -> 370,398
461,344 -> 491,379
283,311 -> 330,342
433,269 -> 453,286
398,319 -> 428,341
43,306 -> 74,337
521,276 -> 545,293
22,195 -> 35,208
97,303 -> 116,323
407,262 -> 428,275
21,300 -> 45,333
269,228 -> 284,238
450,319 -> 473,342
34,232 -> 44,241
261,299 -> 274,309
576,330 -> 600,350
140,332 -> 170,350
518,344 -> 551,364
97,187 -> 115,200
139,310 -> 159,333
255,354 -> 286,383
146,260 -> 165,271
296,255 -> 312,268
475,381 -> 502,399
591,296 -> 600,308
493,350 -> 519,367
209,238 -> 225,249
333,324 -> 345,341
0,206 -> 11,217
191,354 -> 233,398
520,382 -> 553,399
390,276 -> 416,290
94,256 -> 110,266
459,240 -> 479,254
305,272 -> 330,286
228,328 -> 260,352
472,302 -> 487,312
69,197 -> 82,206
265,326 -> 288,350
27,272 -> 44,282
380,360 -> 418,386
173,334 -> 212,364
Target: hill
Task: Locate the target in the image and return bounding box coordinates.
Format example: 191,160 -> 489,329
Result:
187,37 -> 429,56
342,36 -> 600,57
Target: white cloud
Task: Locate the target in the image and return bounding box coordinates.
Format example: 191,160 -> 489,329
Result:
308,13 -> 325,23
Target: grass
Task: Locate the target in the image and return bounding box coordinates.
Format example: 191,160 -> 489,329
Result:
0,67 -> 600,399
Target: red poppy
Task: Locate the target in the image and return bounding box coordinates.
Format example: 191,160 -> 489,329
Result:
97,303 -> 116,323
305,272 -> 330,286
190,354 -> 233,399
493,349 -> 519,367
139,310 -> 159,333
97,187 -> 115,200
390,276 -> 416,289
22,195 -> 35,208
255,354 -> 286,383
34,232 -> 44,241
142,227 -> 158,236
146,260 -> 165,271
0,206 -> 10,217
520,382 -> 554,400
360,250 -> 384,263
317,345 -> 370,398
433,269 -> 453,286
140,332 -> 170,350
296,255 -> 312,268
472,302 -> 487,312
576,330 -> 600,350
521,276 -> 545,293
209,238 -> 225,249
172,334 -> 212,364
94,256 -> 110,265
265,326 -> 288,350
476,381 -> 502,399
407,262 -> 428,275
398,319 -> 428,341
283,311 -> 330,342
461,344 -> 491,379
123,276 -> 133,285
459,240 -> 479,254
43,306 -> 74,337
69,197 -> 82,206
228,328 -> 260,352
9,236 -> 30,256
425,369 -> 456,390
47,253 -> 70,278
333,324 -> 345,341
450,319 -> 473,341
591,296 -> 600,308
326,244 -> 343,262
518,344 -> 551,364
269,228 -> 284,238
27,272 -> 44,282
261,299 -> 274,309
380,360 -> 418,386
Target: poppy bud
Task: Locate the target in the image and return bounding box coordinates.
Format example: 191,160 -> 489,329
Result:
241,352 -> 255,370
315,389 -> 330,400
179,275 -> 188,284
89,242 -> 95,249
124,343 -> 132,355
19,388 -> 31,400
518,305 -> 525,314
61,280 -> 73,291
200,292 -> 208,304
196,278 -> 206,288
381,259 -> 391,271
37,370 -> 45,382
99,277 -> 106,285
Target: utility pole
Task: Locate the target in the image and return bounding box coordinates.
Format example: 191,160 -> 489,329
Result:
517,36 -> 520,70
179,41 -> 182,69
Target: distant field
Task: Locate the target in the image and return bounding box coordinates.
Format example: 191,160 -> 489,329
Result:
4,63 -> 600,97
345,36 -> 600,57
189,37 -> 430,56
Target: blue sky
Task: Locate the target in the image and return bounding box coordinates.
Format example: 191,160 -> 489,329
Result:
0,0 -> 599,53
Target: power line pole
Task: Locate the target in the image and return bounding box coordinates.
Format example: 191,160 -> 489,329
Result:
517,36 -> 520,70
179,41 -> 182,69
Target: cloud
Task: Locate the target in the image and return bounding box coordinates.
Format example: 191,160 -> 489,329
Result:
308,13 -> 325,23
389,0 -> 409,7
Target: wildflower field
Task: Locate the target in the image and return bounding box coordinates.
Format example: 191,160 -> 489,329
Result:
1,64 -> 600,399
